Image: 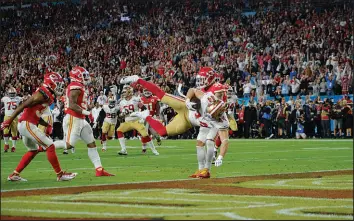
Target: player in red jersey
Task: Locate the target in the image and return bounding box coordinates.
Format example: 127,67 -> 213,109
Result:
140,89 -> 162,146
63,66 -> 114,176
1,72 -> 77,182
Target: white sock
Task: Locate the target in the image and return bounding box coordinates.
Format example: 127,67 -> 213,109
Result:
118,137 -> 126,151
54,140 -> 66,149
4,136 -> 9,145
197,146 -> 206,170
142,144 -> 146,150
205,140 -> 215,170
88,147 -> 102,169
11,139 -> 16,147
102,140 -> 107,148
147,141 -> 156,151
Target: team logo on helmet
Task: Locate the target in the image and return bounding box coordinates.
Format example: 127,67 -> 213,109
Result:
43,72 -> 65,96
196,67 -> 216,89
8,87 -> 16,98
69,66 -> 91,85
143,89 -> 152,97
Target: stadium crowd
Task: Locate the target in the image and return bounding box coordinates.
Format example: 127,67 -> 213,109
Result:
1,0 -> 353,140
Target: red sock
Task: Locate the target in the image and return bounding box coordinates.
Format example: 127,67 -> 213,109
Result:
117,131 -> 124,138
101,133 -> 107,141
46,144 -> 62,174
15,151 -> 38,173
215,136 -> 221,148
141,136 -> 151,144
137,79 -> 165,99
133,130 -> 137,137
146,116 -> 167,136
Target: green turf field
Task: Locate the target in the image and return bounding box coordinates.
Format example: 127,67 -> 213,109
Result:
1,139 -> 353,220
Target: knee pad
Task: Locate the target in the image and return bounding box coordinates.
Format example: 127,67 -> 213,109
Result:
206,139 -> 214,148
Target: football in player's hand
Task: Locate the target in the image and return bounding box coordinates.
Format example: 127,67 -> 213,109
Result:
190,97 -> 200,110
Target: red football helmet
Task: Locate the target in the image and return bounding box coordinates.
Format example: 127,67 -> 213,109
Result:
143,89 -> 152,97
43,72 -> 65,96
69,66 -> 91,85
196,67 -> 216,89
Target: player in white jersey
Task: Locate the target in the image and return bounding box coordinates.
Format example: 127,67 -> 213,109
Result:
100,98 -> 120,151
116,85 -> 159,156
185,88 -> 229,179
1,88 -> 23,152
226,85 -> 238,132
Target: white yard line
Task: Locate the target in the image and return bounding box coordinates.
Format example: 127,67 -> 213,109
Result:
1,168 -> 352,193
1,199 -> 276,210
222,212 -> 256,220
1,155 -> 351,170
276,206 -> 353,219
0,208 -> 231,218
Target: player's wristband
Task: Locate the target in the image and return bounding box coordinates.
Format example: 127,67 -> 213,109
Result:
82,110 -> 90,116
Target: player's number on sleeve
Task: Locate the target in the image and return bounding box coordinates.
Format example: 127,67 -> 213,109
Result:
7,102 -> 17,110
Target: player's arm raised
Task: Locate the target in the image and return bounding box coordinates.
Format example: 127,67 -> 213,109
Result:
186,88 -> 204,100
1,91 -> 45,129
69,89 -> 90,115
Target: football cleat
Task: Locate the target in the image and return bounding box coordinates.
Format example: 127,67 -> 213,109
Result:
96,167 -> 115,176
118,150 -> 128,155
57,171 -> 78,181
4,144 -> 9,152
7,173 -> 27,182
198,168 -> 211,179
11,147 -> 16,152
151,149 -> 159,156
142,149 -> 147,154
120,75 -> 140,84
189,170 -> 201,178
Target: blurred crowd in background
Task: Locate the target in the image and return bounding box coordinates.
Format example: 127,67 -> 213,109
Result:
1,0 -> 353,139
